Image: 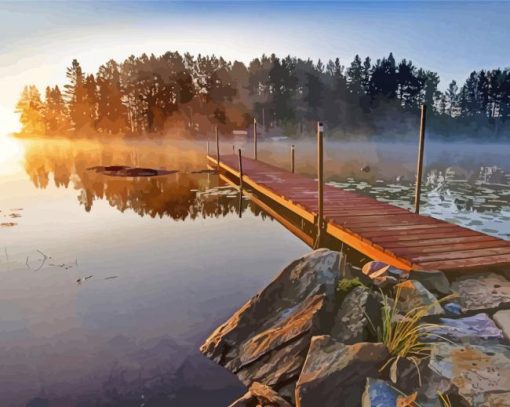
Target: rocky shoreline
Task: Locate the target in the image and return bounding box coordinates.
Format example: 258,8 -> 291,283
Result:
200,249 -> 510,406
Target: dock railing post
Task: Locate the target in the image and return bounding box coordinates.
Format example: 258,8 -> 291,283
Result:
315,121 -> 324,248
216,125 -> 220,168
414,104 -> 427,214
253,118 -> 258,160
291,144 -> 295,173
238,148 -> 244,190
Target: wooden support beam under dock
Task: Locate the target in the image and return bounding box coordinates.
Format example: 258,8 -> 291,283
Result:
208,153 -> 510,273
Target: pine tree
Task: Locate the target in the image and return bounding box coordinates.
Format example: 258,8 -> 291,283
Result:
15,85 -> 45,135
43,86 -> 69,134
445,80 -> 459,117
96,60 -> 127,134
347,55 -> 363,96
64,59 -> 88,132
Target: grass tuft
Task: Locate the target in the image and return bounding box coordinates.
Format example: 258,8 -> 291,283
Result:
374,285 -> 455,384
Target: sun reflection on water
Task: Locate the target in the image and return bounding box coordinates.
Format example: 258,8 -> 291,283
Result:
0,136 -> 24,175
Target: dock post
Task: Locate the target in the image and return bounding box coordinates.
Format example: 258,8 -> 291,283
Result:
315,122 -> 324,248
253,118 -> 258,160
206,140 -> 209,155
414,105 -> 427,214
216,126 -> 220,168
291,144 -> 295,173
238,148 -> 244,190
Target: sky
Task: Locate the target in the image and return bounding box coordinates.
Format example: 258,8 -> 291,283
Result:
0,0 -> 509,134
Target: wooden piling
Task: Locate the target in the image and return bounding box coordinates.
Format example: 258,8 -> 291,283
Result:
415,105 -> 427,214
216,126 -> 220,168
291,144 -> 295,173
238,148 -> 244,190
206,140 -> 209,155
253,118 -> 258,160
315,122 -> 324,248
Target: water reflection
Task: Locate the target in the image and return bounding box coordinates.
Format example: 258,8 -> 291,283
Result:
21,139 -> 274,221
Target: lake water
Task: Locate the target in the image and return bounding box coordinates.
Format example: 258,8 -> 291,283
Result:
0,136 -> 509,406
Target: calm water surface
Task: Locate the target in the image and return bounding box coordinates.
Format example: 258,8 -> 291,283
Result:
0,137 -> 509,406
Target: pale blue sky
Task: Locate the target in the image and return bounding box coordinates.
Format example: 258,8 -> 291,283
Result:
1,1 -> 509,133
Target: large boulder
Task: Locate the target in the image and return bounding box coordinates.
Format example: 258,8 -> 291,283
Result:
295,335 -> 388,407
330,286 -> 381,344
410,269 -> 450,296
421,342 -> 510,405
427,313 -> 503,344
493,310 -> 510,341
451,273 -> 510,312
200,249 -> 341,389
394,280 -> 444,316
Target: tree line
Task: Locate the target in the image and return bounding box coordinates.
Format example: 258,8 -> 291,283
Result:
15,51 -> 510,139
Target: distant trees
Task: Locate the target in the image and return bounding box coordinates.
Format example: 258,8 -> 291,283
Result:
15,51 -> 510,139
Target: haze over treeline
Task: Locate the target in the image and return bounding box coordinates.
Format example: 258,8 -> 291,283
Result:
15,51 -> 510,140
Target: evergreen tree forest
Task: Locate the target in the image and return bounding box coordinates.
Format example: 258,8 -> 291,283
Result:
15,51 -> 510,140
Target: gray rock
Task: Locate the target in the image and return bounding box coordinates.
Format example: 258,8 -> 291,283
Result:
295,336 -> 389,407
410,269 -> 450,295
200,249 -> 341,388
428,313 -> 503,343
452,273 -> 510,312
361,378 -> 398,407
228,382 -> 293,407
276,381 -> 296,406
483,392 -> 510,406
425,342 -> 510,405
235,333 -> 310,386
395,280 -> 444,316
444,302 -> 462,316
330,286 -> 381,344
494,309 -> 510,341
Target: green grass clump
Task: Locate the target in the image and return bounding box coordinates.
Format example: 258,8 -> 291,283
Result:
375,285 -> 453,385
336,277 -> 364,302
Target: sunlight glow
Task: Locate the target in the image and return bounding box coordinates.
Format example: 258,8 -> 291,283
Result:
0,136 -> 23,175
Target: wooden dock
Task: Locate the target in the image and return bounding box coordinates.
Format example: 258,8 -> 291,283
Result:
208,153 -> 510,273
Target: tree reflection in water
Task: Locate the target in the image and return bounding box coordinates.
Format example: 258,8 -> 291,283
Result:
21,138 -> 272,221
